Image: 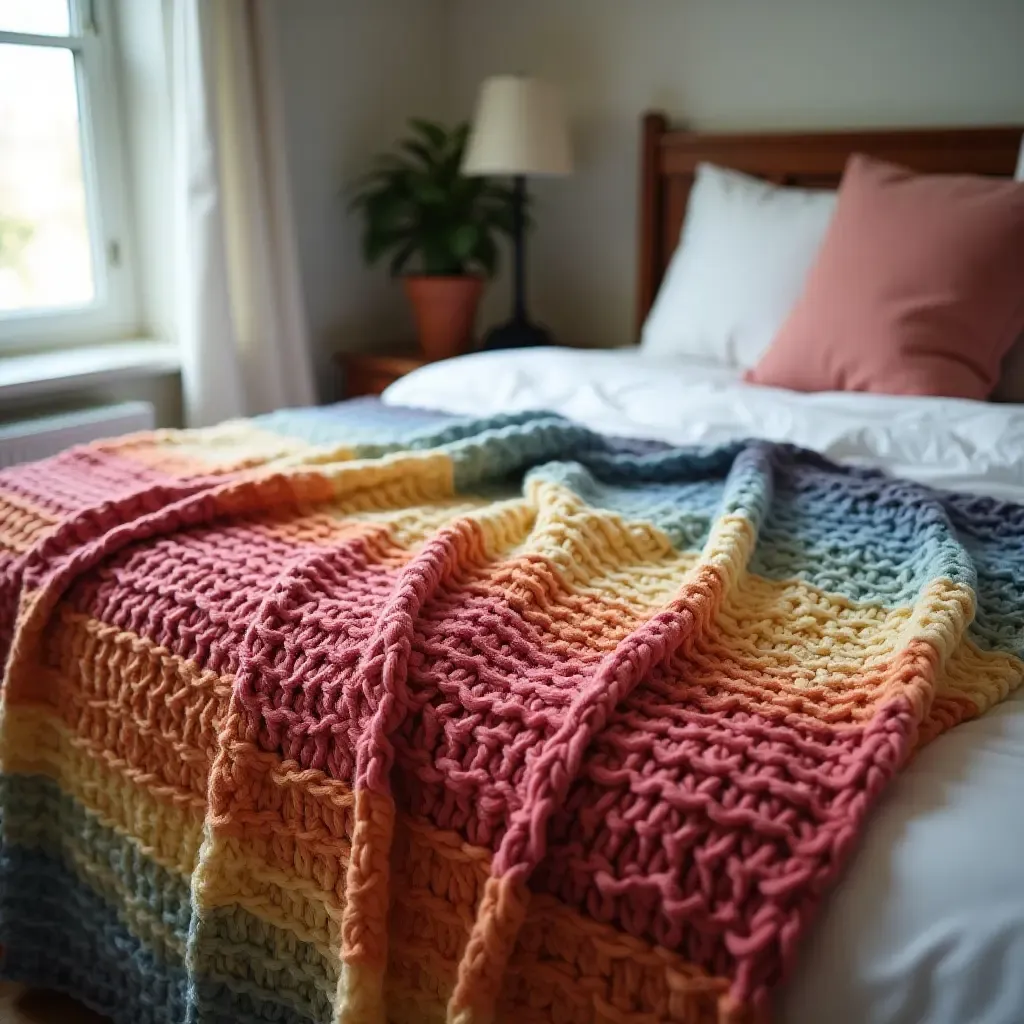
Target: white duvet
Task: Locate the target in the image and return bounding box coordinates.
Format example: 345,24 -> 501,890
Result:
385,348 -> 1024,1024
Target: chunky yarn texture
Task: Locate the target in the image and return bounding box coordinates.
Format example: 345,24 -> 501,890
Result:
0,402 -> 1021,1024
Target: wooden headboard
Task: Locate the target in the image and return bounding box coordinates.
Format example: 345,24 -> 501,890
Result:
636,113 -> 1024,337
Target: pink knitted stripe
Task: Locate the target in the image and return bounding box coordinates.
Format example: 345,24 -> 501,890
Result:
232,519 -> 498,785
351,520 -> 491,795
539,692 -> 918,1007
228,523 -> 647,801
0,448 -> 197,519
489,560 -> 726,879
2,468 -> 335,693
66,521 -> 405,675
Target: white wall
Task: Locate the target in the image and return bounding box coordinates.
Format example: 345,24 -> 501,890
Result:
273,0 -> 449,396
107,0 -> 1024,413
447,0 -> 1024,348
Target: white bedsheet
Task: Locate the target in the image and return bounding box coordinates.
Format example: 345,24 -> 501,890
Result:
385,347 -> 1024,500
384,348 -> 1024,1024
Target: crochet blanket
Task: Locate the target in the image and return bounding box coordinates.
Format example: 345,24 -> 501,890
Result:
0,403 -> 1021,1024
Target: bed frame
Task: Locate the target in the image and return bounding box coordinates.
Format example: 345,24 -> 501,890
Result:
635,113 -> 1024,337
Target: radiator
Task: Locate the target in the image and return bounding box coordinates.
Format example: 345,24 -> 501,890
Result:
0,401 -> 155,469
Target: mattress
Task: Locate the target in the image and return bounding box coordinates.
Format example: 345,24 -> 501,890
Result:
385,348 -> 1024,1024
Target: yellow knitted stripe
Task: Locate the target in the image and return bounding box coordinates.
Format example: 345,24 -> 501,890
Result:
937,631 -> 1024,713
107,421 -> 329,476
193,831 -> 346,953
337,496 -> 520,553
467,484 -> 1017,720
467,505 -> 754,657
697,576 -> 975,699
318,449 -> 455,506
663,576 -> 1018,728
192,789 -> 730,1024
512,478 -> 701,609
487,483 -> 981,688
0,705 -> 203,877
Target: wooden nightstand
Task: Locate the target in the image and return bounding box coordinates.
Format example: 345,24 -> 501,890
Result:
337,351 -> 427,398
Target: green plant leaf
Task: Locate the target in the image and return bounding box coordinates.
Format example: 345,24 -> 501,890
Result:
449,223 -> 480,260
451,121 -> 471,152
410,118 -> 447,150
389,238 -> 418,276
400,139 -> 436,168
363,222 -> 411,264
441,122 -> 472,177
349,119 -> 518,278
371,154 -> 412,175
349,169 -> 410,210
449,175 -> 483,206
412,181 -> 447,206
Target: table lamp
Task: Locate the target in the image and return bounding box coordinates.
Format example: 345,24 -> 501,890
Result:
463,76 -> 573,349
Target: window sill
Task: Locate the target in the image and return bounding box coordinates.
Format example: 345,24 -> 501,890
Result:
0,340 -> 180,403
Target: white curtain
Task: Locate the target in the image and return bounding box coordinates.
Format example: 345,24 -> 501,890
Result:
170,0 -> 315,427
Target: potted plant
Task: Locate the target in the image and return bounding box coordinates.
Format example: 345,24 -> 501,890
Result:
350,119 -> 517,361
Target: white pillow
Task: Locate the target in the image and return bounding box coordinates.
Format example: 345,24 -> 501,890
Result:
640,162 -> 836,368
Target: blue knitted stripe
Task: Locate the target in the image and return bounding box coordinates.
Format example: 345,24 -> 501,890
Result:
0,845 -> 188,1024
0,776 -> 335,1023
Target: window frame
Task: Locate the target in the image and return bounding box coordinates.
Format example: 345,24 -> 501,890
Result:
0,0 -> 138,351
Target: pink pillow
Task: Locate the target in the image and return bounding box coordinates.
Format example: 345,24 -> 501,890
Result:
745,154 -> 1024,400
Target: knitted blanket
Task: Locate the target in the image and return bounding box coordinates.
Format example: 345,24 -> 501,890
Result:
0,404 -> 1021,1024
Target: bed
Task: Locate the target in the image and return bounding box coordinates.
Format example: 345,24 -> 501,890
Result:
384,117 -> 1024,1023
1,116 -> 1023,1024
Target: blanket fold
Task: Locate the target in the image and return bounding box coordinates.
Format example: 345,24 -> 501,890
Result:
0,404 -> 1021,1024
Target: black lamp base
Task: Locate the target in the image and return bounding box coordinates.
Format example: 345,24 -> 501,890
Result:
480,318 -> 554,351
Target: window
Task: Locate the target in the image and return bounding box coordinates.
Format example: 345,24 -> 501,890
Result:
0,0 -> 135,349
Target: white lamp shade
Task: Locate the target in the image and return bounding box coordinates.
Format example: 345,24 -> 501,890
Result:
463,76 -> 573,177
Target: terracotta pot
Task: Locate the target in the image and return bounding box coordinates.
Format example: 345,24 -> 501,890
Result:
403,275 -> 484,361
